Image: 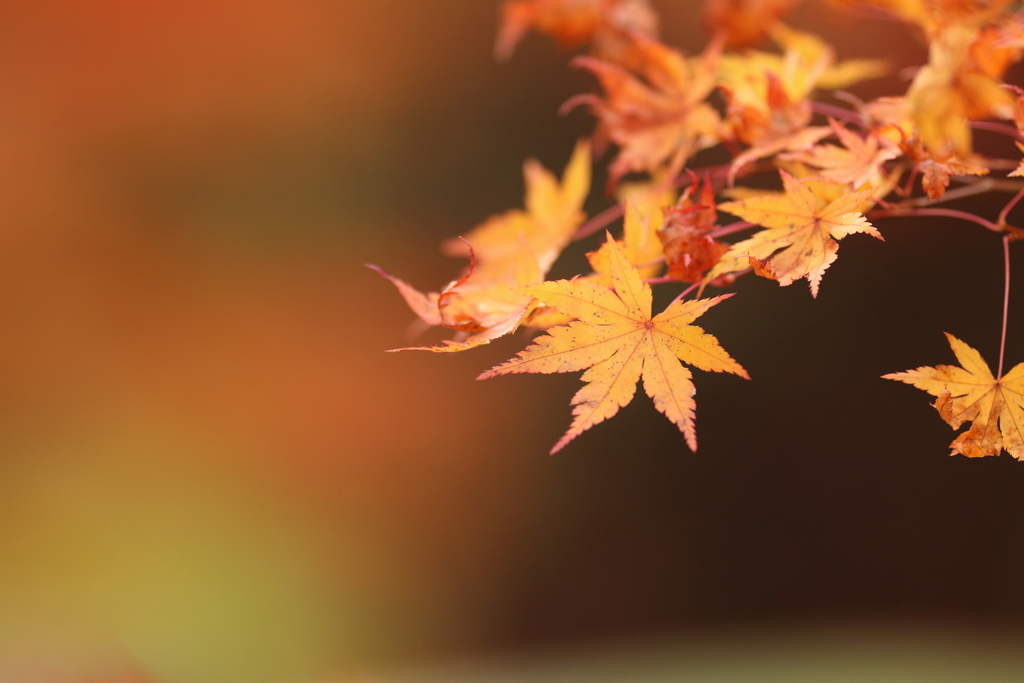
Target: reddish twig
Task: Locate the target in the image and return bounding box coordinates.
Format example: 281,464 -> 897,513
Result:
998,185 -> 1024,229
669,281 -> 702,306
811,102 -> 865,127
709,220 -> 755,239
971,120 -> 1024,143
999,234 -> 1011,378
868,207 -> 1003,233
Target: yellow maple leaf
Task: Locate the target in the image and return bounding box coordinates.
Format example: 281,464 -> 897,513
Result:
884,333 -> 1024,460
445,139 -> 591,277
907,24 -> 1016,155
709,171 -> 883,297
372,141 -> 591,352
480,233 -> 748,454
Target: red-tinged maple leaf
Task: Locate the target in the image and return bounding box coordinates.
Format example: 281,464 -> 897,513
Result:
709,170 -> 882,297
719,66 -> 830,183
780,119 -> 902,189
701,0 -> 796,48
371,142 -> 591,352
494,0 -> 658,61
884,333 -> 1024,459
657,174 -> 729,282
480,233 -> 748,454
565,33 -> 722,188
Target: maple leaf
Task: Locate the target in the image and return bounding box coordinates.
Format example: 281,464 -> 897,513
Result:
884,333 -> 1024,460
494,0 -> 658,61
899,137 -> 989,199
372,142 -> 591,352
657,174 -> 729,282
587,196 -> 668,284
701,0 -> 796,48
709,171 -> 883,297
445,140 -> 591,276
718,25 -> 885,183
906,25 -> 1016,156
528,183 -> 674,330
480,233 -> 748,454
780,119 -> 901,189
843,0 -> 1016,35
566,33 -> 722,188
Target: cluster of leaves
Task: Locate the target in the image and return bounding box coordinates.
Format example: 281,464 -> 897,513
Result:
373,0 -> 1023,458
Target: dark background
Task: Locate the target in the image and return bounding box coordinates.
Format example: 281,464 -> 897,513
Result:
0,1 -> 1022,681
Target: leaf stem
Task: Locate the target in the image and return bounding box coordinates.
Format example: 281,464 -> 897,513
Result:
999,234 -> 1011,378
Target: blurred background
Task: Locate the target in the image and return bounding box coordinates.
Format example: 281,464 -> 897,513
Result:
0,1 -> 1023,681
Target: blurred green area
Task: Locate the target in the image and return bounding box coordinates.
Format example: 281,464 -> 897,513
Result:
0,1 -> 1022,682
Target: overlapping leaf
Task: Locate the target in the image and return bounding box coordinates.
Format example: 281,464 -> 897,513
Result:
372,141 -> 591,351
494,0 -> 658,61
566,33 -> 722,187
885,334 -> 1024,459
480,234 -> 747,454
708,171 -> 882,297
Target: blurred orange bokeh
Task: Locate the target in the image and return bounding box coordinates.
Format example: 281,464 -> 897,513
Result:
1,2 -> 1022,682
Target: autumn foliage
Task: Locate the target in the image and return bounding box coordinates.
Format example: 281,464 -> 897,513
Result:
372,0 -> 1023,458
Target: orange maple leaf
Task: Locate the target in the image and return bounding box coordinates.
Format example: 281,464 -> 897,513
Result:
566,33 -> 722,188
480,233 -> 748,454
494,0 -> 658,61
701,0 -> 796,48
884,333 -> 1024,460
709,171 -> 882,297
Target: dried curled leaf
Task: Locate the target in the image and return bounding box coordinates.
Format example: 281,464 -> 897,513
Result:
884,333 -> 1024,459
657,174 -> 729,282
480,233 -> 747,454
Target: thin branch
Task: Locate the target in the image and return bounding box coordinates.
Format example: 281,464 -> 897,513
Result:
971,120 -> 1024,143
709,220 -> 755,239
572,160 -> 774,241
669,280 -> 702,306
810,102 -> 865,127
573,203 -> 625,241
868,207 -> 1003,233
998,185 -> 1024,229
999,234 -> 1011,378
